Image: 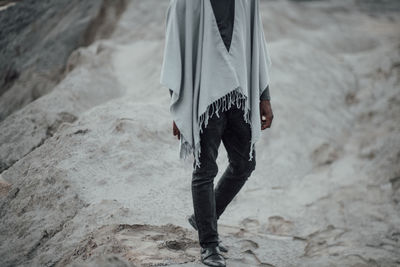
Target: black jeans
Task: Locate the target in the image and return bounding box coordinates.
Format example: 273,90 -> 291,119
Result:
191,105 -> 256,248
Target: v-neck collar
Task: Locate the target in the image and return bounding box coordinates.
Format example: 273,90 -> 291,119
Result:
208,0 -> 236,55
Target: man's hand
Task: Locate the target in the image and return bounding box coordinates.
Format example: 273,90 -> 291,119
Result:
260,100 -> 273,130
172,121 -> 180,140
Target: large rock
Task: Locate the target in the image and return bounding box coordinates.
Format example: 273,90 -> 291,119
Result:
0,0 -> 126,121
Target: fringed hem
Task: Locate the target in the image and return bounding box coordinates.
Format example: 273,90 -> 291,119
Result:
179,135 -> 193,161
192,88 -> 253,169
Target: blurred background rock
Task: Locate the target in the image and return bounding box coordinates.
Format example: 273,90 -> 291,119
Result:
0,0 -> 126,121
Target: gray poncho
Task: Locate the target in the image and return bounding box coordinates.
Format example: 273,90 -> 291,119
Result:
160,0 -> 272,168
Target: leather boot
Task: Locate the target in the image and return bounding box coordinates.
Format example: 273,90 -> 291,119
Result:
201,244 -> 226,267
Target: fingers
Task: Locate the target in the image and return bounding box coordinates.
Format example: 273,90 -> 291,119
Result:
260,101 -> 273,130
261,114 -> 273,130
261,120 -> 272,130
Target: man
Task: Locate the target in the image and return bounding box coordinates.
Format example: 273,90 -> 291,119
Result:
160,0 -> 273,266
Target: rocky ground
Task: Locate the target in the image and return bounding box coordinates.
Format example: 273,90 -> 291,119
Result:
0,0 -> 399,266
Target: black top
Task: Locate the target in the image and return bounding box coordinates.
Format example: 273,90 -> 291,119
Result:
210,0 -> 235,52
169,0 -> 270,101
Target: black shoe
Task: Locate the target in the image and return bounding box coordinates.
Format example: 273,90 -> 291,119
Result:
201,244 -> 226,267
188,214 -> 229,253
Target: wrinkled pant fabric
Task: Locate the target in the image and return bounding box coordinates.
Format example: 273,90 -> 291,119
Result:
191,104 -> 256,248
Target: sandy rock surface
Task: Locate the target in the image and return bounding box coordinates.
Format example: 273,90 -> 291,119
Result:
0,0 -> 399,266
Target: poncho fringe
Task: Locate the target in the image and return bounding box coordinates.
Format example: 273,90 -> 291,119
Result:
181,88 -> 254,169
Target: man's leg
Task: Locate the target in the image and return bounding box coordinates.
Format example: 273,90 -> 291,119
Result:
192,109 -> 227,248
214,105 -> 256,220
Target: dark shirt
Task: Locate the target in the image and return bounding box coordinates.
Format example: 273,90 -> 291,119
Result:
211,0 -> 235,53
169,0 -> 270,101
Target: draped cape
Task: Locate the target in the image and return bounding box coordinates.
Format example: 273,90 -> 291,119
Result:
160,0 -> 272,168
